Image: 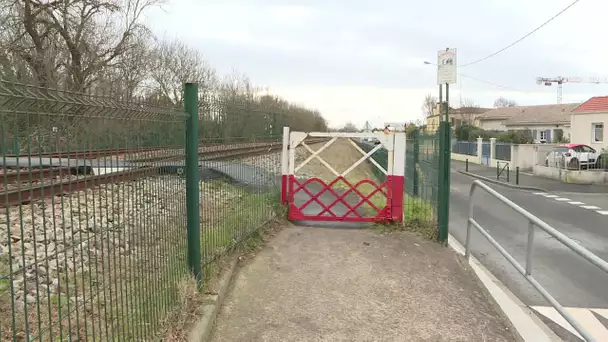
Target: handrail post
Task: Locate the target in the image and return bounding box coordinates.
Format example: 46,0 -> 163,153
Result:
465,183 -> 476,259
526,221 -> 535,275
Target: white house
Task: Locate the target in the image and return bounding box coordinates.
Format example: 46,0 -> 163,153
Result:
503,103 -> 578,143
476,103 -> 578,143
571,96 -> 608,151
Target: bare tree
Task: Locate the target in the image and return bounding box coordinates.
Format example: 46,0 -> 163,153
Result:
4,0 -> 162,90
462,98 -> 479,108
494,97 -> 517,108
422,93 -> 437,117
150,38 -> 218,104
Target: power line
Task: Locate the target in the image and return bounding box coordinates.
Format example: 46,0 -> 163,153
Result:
459,73 -> 529,93
424,61 -> 528,93
458,0 -> 582,68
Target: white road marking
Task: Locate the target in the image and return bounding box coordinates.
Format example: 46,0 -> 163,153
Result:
581,205 -> 601,210
532,306 -> 608,341
533,193 -> 607,215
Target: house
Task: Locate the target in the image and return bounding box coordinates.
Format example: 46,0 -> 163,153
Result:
502,103 -> 578,143
425,105 -> 490,132
476,104 -> 578,142
571,96 -> 608,151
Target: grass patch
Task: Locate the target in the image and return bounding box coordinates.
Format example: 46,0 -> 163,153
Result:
374,194 -> 437,240
402,194 -> 437,240
200,183 -> 280,261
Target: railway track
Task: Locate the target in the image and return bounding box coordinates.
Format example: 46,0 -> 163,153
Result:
1,139 -> 325,207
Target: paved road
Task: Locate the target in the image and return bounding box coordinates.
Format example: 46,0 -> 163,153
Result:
449,160 -> 608,341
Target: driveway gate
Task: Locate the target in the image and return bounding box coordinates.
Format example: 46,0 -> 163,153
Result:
280,127 -> 406,223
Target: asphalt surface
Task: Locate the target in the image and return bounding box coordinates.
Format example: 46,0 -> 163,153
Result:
462,161 -> 608,193
449,160 -> 608,341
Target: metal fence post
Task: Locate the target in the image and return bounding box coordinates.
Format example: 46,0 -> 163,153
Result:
413,129 -> 420,196
437,121 -> 451,243
185,83 -> 202,287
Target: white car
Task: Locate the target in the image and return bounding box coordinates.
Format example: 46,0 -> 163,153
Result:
545,144 -> 599,169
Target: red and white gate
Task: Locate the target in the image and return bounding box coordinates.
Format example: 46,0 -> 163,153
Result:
280,127 -> 406,223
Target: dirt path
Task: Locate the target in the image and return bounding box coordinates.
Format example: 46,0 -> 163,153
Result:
210,225 -> 516,342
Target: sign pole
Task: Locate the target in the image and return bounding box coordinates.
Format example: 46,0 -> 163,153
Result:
436,47 -> 455,122
445,83 -> 449,122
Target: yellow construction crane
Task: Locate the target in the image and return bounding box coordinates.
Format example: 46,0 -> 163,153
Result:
536,76 -> 608,104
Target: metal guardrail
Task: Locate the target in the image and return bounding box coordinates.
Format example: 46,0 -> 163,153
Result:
465,180 -> 608,342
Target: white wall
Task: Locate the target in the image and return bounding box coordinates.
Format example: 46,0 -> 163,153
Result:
571,112 -> 608,151
533,165 -> 608,184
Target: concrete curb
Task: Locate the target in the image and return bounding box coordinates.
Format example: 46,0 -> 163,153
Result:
458,170 -> 549,192
188,258 -> 239,342
447,234 -> 561,342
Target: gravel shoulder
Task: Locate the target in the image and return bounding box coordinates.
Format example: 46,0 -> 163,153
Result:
210,225 -> 517,342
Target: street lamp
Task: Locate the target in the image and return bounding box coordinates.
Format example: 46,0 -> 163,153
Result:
424,60 -> 443,108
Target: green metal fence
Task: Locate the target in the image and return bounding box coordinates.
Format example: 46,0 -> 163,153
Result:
0,80 -> 321,341
358,124 -> 449,241
1,80 -> 189,341
404,126 -> 444,239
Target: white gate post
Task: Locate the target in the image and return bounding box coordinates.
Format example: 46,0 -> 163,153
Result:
390,132 -> 406,222
281,126 -> 290,204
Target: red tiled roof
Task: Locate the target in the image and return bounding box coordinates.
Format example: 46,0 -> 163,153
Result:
572,96 -> 608,113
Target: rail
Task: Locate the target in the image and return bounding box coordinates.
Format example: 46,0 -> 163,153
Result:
1,139 -> 328,207
465,180 -> 608,342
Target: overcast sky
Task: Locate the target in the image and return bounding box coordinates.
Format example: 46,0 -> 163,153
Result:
145,0 -> 608,129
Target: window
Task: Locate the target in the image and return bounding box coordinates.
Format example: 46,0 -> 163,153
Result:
539,130 -> 547,142
593,123 -> 604,142
582,145 -> 596,153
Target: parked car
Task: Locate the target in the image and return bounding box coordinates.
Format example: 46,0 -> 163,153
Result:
545,144 -> 599,169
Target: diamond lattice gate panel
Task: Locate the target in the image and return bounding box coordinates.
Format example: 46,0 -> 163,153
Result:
281,128 -> 406,223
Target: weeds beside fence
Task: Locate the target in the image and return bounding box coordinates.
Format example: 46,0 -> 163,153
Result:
0,80 -> 309,341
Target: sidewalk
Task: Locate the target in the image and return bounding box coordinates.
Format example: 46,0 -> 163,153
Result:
453,159 -> 608,193
210,225 -> 516,341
